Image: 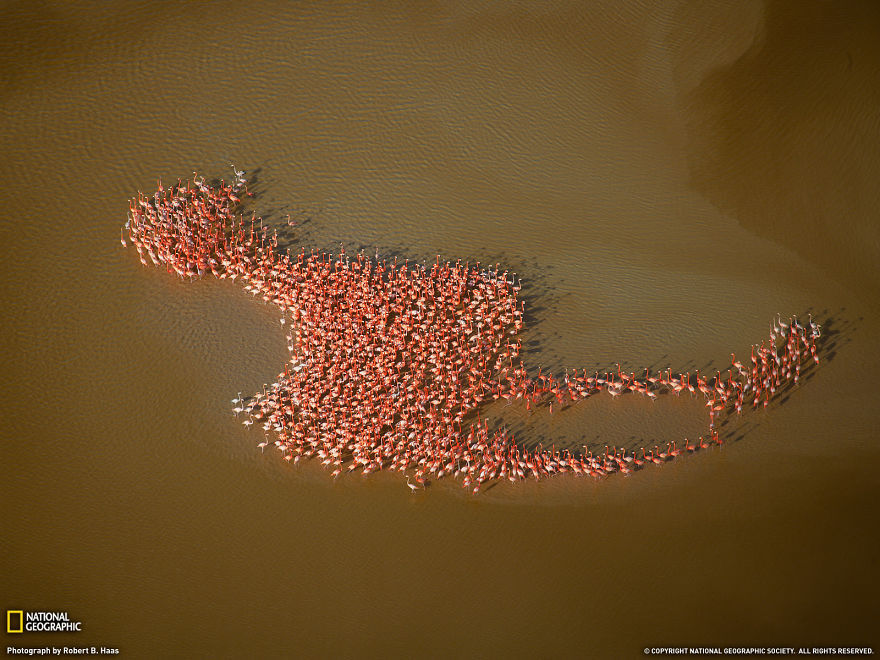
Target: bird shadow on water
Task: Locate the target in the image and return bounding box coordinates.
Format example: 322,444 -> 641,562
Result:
710,308 -> 851,445
264,202 -> 566,366
807,308 -> 854,366
215,174 -> 853,463
467,307 -> 851,455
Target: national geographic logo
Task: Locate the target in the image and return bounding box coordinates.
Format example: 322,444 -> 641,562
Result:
6,610 -> 82,633
7,611 -> 23,634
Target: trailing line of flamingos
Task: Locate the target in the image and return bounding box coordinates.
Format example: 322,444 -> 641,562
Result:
122,170 -> 821,493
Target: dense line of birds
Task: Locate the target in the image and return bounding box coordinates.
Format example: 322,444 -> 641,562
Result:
123,170 -> 821,493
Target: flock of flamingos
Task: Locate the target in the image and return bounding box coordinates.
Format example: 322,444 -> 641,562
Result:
122,169 -> 821,493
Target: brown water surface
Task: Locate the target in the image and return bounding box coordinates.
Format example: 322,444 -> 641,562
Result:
2,1 -> 878,657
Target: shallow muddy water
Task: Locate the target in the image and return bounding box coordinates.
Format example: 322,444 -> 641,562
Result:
2,1 -> 878,656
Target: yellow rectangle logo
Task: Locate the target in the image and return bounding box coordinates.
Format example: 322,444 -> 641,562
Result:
7,610 -> 23,633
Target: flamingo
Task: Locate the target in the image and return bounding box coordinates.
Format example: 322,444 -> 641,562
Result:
123,172 -> 818,495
